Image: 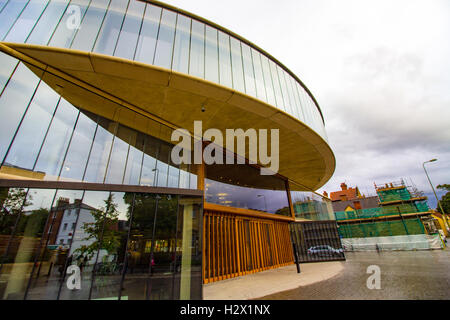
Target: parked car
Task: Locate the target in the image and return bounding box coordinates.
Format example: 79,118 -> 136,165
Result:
307,245 -> 343,256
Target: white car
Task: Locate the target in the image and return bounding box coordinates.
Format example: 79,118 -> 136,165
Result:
307,245 -> 344,256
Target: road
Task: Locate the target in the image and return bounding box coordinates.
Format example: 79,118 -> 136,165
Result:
258,249 -> 450,300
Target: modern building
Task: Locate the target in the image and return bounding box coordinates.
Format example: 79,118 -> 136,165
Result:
0,0 -> 337,300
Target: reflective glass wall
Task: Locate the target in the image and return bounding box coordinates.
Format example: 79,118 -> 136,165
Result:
0,0 -> 327,141
291,190 -> 335,221
205,160 -> 290,216
0,185 -> 202,300
0,55 -> 197,189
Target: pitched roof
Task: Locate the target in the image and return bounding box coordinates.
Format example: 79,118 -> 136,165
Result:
330,187 -> 360,202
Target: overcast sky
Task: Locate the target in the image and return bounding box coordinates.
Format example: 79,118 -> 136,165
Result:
164,0 -> 450,208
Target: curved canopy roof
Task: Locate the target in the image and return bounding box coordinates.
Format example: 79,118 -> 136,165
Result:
0,42 -> 335,191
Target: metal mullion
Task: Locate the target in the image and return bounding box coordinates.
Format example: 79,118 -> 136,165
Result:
111,0 -> 131,57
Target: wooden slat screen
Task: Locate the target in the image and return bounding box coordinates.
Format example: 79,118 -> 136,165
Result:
203,210 -> 294,284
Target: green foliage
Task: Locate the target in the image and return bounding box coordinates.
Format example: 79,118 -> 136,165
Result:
74,193 -> 122,261
0,188 -> 31,235
436,184 -> 450,214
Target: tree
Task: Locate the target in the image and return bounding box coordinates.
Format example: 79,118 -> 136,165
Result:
74,193 -> 121,262
0,187 -> 31,235
436,184 -> 450,214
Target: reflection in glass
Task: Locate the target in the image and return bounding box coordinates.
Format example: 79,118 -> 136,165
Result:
71,0 -> 109,52
26,0 -> 70,45
0,63 -> 43,163
5,81 -> 60,170
172,13 -> 191,74
204,25 -> 219,84
104,125 -> 131,185
218,31 -> 232,88
0,0 -> 29,40
251,48 -> 267,103
153,9 -> 176,69
4,0 -> 49,43
291,190 -> 335,221
93,0 -> 128,56
34,99 -> 79,179
0,188 -> 55,300
230,37 -> 245,93
189,20 -> 205,79
82,120 -> 115,183
134,3 -> 161,64
48,0 -> 90,48
241,43 -> 256,97
114,0 -> 145,60
59,112 -> 97,181
25,189 -> 83,300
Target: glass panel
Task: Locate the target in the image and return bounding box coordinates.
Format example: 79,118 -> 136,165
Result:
0,0 -> 29,41
279,69 -> 293,116
90,191 -> 130,300
93,0 -> 128,56
251,48 -> 267,102
241,43 -> 256,97
289,75 -> 304,121
59,111 -> 97,182
176,196 -> 202,300
189,20 -> 205,79
171,13 -> 191,74
0,52 -> 19,100
206,160 -> 290,215
4,81 -> 60,171
25,189 -> 83,300
178,165 -> 189,189
4,0 -> 49,43
104,125 -> 131,185
82,119 -> 115,183
269,60 -> 285,112
114,0 -> 145,60
0,63 -> 43,163
134,3 -> 161,65
167,166 -> 179,188
230,37 -> 245,93
123,131 -> 145,186
145,194 -> 178,300
26,0 -> 69,45
291,190 -> 335,221
34,99 -> 79,180
217,31 -> 232,88
58,190 -> 110,300
71,0 -> 110,52
49,0 -> 90,48
204,25 -> 218,83
153,9 -> 176,69
120,192 -> 157,300
140,135 -> 159,187
155,144 -> 170,187
0,188 -> 55,300
260,54 -> 276,106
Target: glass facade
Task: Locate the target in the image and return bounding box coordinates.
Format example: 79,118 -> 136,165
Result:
0,0 -> 327,141
291,190 -> 335,221
0,184 -> 202,300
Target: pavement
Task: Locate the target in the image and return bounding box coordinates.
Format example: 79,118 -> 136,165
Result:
203,261 -> 345,300
204,248 -> 450,300
260,249 -> 450,300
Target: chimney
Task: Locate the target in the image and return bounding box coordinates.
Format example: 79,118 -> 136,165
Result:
340,182 -> 348,191
56,197 -> 70,208
323,191 -> 328,197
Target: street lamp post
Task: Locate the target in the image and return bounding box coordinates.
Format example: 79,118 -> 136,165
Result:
423,159 -> 449,230
257,194 -> 268,212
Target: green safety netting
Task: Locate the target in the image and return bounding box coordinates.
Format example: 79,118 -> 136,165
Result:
335,202 -> 429,221
337,218 -> 426,238
377,188 -> 411,203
